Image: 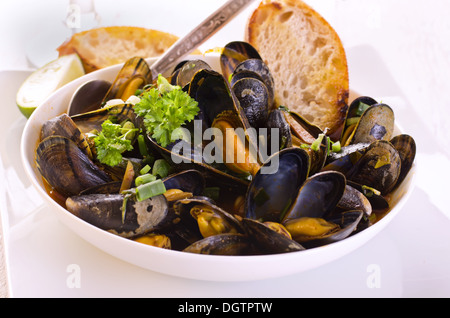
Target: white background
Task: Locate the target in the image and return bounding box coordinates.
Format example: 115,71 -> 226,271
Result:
1,0 -> 450,297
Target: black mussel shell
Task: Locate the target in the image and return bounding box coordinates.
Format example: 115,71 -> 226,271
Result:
348,140 -> 401,195
163,169 -> 205,196
265,109 -> 292,156
220,41 -> 262,81
173,59 -> 212,90
300,210 -> 364,248
245,147 -> 310,222
242,218 -> 305,254
390,134 -> 416,188
40,113 -> 93,159
102,57 -> 152,103
36,136 -> 111,197
283,171 -> 347,223
66,193 -> 170,239
337,185 -> 373,216
232,58 -> 275,107
231,77 -> 269,129
183,234 -> 252,255
348,104 -> 395,145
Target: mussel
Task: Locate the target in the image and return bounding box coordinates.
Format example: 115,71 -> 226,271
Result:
102,57 -> 152,103
36,136 -> 111,197
244,147 -> 365,248
220,41 -> 263,82
66,193 -> 170,239
242,218 -> 305,254
347,140 -> 402,195
183,233 -> 252,255
342,97 -> 395,146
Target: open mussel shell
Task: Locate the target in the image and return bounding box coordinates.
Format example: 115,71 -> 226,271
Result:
71,103 -> 137,135
290,211 -> 365,249
183,233 -> 252,255
189,68 -> 252,131
36,136 -> 111,197
220,41 -> 262,82
341,96 -> 377,145
348,140 -> 401,195
162,169 -> 205,196
245,147 -> 310,222
102,57 -> 152,103
242,218 -> 305,254
66,193 -> 170,239
153,68 -> 261,179
346,96 -> 378,121
171,59 -> 212,90
173,198 -> 245,237
283,171 -> 347,223
269,109 -> 328,175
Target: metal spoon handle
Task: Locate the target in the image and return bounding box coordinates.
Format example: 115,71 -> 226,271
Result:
150,0 -> 255,78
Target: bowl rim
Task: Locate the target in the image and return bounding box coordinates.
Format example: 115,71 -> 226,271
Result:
19,55 -> 417,281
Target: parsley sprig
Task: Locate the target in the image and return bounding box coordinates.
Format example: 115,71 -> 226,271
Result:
94,120 -> 138,167
134,75 -> 199,147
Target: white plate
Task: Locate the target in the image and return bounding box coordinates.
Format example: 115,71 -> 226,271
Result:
20,55 -> 416,282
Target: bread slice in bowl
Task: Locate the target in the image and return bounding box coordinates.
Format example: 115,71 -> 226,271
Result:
246,0 -> 349,141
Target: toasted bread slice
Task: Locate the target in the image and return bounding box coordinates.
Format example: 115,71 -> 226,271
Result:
246,0 -> 349,140
57,26 -> 181,73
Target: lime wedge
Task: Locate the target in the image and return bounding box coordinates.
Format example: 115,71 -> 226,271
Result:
16,54 -> 85,118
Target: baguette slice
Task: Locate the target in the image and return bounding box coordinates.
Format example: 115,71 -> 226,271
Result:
57,26 -> 181,73
246,0 -> 349,141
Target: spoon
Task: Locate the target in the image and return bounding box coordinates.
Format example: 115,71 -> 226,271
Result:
68,79 -> 111,116
68,0 -> 256,116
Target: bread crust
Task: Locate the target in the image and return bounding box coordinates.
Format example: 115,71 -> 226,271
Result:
58,26 -> 181,73
245,0 -> 349,141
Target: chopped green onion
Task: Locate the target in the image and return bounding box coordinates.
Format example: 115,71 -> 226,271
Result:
121,191 -> 135,224
356,102 -> 371,116
331,141 -> 341,153
135,173 -> 157,187
136,179 -> 167,202
139,164 -> 151,175
300,144 -> 310,149
311,134 -> 325,151
137,134 -> 149,157
152,159 -> 171,179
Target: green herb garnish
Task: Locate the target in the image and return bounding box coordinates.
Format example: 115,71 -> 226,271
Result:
94,120 -> 138,167
136,179 -> 167,202
134,74 -> 199,147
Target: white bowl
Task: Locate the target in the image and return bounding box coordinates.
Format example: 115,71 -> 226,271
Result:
20,55 -> 416,282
